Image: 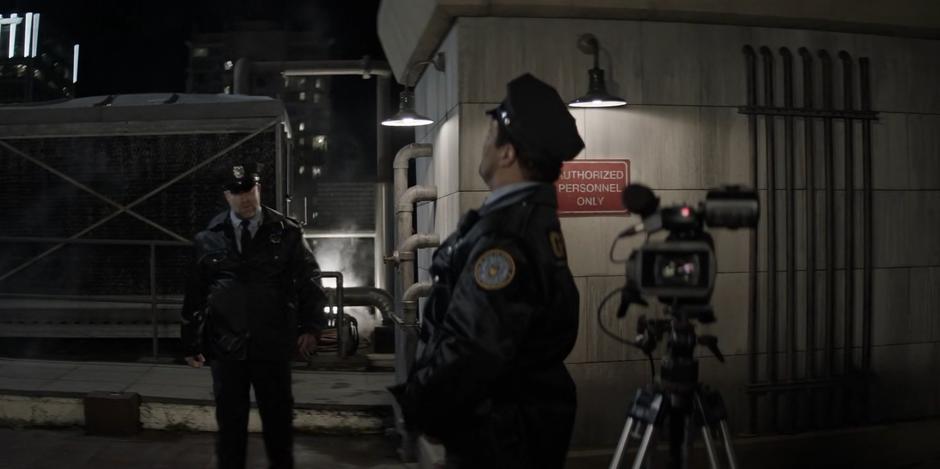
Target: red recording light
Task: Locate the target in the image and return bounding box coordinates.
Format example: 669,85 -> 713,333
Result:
681,206 -> 691,218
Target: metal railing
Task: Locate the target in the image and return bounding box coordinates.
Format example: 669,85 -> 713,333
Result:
0,235 -> 190,359
0,236 -> 352,361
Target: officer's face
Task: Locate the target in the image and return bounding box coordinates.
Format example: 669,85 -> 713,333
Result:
479,120 -> 512,188
224,184 -> 261,219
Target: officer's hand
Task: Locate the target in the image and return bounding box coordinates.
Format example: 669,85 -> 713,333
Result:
297,333 -> 318,359
184,354 -> 206,368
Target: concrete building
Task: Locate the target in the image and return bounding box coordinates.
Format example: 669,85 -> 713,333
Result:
377,0 -> 940,456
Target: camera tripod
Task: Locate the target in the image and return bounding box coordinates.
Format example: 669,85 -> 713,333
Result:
608,305 -> 740,469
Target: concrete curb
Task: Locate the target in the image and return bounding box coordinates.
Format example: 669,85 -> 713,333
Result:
0,393 -> 389,434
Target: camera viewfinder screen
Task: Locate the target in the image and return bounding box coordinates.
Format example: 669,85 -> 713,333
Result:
653,254 -> 701,287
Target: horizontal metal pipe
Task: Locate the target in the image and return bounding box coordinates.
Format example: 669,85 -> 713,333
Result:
303,231 -> 376,239
403,282 -> 433,303
282,68 -> 392,77
0,292 -> 182,304
399,233 -> 440,254
0,236 -> 190,247
400,282 -> 433,326
737,107 -> 877,120
397,185 -> 438,213
327,286 -> 394,324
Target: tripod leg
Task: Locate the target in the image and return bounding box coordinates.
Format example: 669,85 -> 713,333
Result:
609,417 -> 635,469
631,421 -> 656,469
693,391 -> 721,469
699,424 -> 721,469
718,421 -> 739,469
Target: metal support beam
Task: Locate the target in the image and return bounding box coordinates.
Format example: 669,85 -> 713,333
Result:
0,119 -> 278,284
0,139 -> 189,243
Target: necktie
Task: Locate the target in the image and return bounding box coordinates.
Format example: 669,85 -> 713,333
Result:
240,219 -> 252,255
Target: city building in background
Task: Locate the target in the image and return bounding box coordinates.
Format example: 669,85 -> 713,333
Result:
186,19 -> 388,290
0,12 -> 79,103
186,20 -> 332,176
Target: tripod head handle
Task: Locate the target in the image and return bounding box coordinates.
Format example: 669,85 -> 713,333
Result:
697,335 -> 725,362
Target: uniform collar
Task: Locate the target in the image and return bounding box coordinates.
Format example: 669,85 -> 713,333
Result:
479,182 -> 557,215
208,205 -> 284,231
229,208 -> 262,228
483,181 -> 542,207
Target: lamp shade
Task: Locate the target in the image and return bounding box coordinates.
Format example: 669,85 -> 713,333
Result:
569,68 -> 627,108
382,89 -> 434,127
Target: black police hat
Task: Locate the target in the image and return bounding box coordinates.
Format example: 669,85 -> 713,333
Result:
486,73 -> 585,163
222,163 -> 262,193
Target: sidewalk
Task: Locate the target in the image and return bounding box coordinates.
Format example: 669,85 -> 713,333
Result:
0,358 -> 394,433
0,427 -> 411,469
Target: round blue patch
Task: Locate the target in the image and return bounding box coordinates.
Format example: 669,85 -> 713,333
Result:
474,249 -> 516,290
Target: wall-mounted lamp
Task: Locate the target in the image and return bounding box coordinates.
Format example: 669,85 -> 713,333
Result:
569,34 -> 627,108
382,52 -> 446,127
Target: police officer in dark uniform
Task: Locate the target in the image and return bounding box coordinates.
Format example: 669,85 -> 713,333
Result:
390,73 -> 584,468
181,164 -> 328,469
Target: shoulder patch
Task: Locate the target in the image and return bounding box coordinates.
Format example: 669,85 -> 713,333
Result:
549,231 -> 567,260
473,248 -> 516,290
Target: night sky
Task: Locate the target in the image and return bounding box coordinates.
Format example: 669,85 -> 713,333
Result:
0,0 -> 385,97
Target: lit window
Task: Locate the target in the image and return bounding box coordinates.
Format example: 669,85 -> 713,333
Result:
224,60 -> 233,71
313,135 -> 327,150
283,76 -> 290,87
299,77 -> 306,86
298,122 -> 305,132
312,166 -> 322,176
299,91 -> 306,101
224,85 -> 231,94
314,78 -> 323,89
193,47 -> 209,57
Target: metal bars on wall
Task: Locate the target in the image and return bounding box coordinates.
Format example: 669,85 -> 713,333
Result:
740,45 -> 876,434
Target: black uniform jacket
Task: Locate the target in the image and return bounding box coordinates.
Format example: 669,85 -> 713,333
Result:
180,206 -> 328,360
391,184 -> 580,468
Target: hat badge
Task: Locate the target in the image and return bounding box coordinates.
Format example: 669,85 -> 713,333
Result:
233,166 -> 245,179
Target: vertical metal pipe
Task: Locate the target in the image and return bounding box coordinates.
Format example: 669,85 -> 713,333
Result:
284,121 -> 293,217
859,57 -> 874,407
743,45 -> 760,435
150,243 -> 158,360
336,273 -> 345,357
320,272 -> 346,357
374,183 -> 389,290
760,46 -> 778,431
800,47 -> 819,430
799,48 -> 817,381
275,123 -> 285,213
839,51 -> 856,383
376,76 -> 392,291
819,49 -> 836,426
781,47 -> 798,431
818,51 -> 836,380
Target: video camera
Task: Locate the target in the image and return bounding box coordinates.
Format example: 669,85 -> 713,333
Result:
614,184 -> 759,318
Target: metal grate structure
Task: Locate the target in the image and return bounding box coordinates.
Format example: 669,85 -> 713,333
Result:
741,46 -> 876,433
0,94 -> 288,352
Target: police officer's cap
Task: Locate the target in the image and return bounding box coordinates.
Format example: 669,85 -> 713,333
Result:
486,73 -> 585,163
222,163 -> 262,193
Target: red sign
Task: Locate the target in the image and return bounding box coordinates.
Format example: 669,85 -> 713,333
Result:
554,160 -> 630,215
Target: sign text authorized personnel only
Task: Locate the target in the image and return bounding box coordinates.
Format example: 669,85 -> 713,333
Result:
554,160 -> 631,215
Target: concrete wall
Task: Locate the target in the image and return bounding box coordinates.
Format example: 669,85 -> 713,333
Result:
407,16 -> 940,449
